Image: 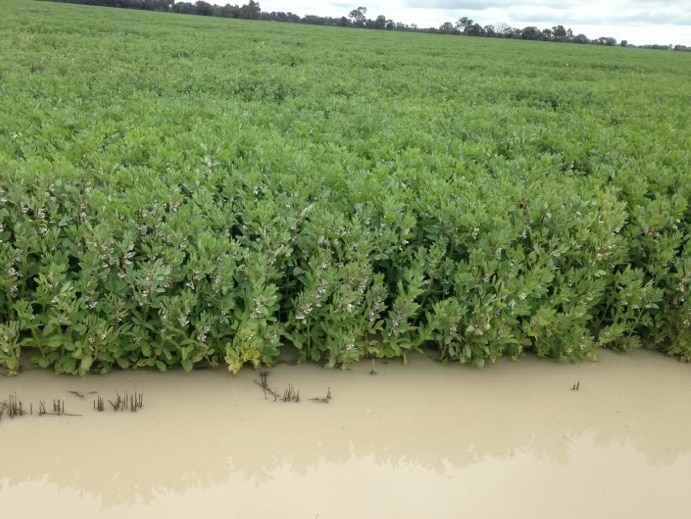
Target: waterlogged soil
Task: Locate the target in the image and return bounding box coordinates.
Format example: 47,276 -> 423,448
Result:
1,350 -> 690,519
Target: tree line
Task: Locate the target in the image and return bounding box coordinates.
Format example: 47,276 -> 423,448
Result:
42,1 -> 691,51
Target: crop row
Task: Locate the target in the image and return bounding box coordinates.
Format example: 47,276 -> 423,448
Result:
1,135 -> 689,374
0,1 -> 689,374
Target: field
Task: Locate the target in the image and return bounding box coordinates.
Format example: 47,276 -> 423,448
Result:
1,0 -> 690,375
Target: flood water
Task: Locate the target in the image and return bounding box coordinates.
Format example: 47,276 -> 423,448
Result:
1,349 -> 690,519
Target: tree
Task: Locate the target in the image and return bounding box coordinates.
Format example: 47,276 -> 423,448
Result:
194,0 -> 213,16
597,36 -> 617,46
348,6 -> 367,26
240,0 -> 261,19
438,21 -> 457,34
175,2 -> 196,14
455,17 -> 473,33
220,4 -> 239,17
466,23 -> 484,36
142,0 -> 171,11
520,26 -> 542,40
495,22 -> 514,38
551,25 -> 567,41
370,14 -> 386,30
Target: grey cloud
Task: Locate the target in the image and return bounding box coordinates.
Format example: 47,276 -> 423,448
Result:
509,6 -> 691,26
400,1 -> 691,26
403,0 -> 585,8
403,0 -> 686,7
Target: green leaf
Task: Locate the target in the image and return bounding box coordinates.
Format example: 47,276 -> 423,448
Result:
37,357 -> 52,369
60,356 -> 77,374
79,355 -> 93,375
6,356 -> 19,374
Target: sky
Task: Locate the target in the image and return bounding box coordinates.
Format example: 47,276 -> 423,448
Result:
255,0 -> 691,46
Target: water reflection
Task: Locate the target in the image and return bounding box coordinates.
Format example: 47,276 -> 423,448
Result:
1,350 -> 690,513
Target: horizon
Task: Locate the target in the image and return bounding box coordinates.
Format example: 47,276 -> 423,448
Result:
250,1 -> 691,47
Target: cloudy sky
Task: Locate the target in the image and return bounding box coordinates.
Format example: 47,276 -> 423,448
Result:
256,0 -> 690,45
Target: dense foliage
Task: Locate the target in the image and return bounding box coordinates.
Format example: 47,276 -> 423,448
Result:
1,0 -> 690,375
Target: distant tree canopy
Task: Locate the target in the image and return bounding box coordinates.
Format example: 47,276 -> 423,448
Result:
40,0 -> 690,50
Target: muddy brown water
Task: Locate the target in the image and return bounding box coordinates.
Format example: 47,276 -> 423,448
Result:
1,349 -> 690,519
